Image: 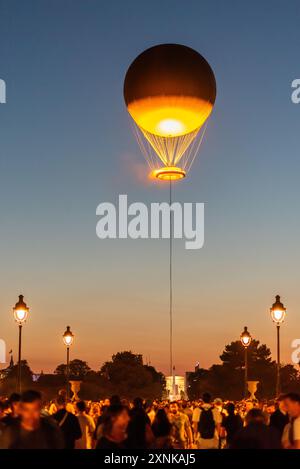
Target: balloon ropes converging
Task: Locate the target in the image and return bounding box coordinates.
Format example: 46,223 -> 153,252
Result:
124,44 -> 217,392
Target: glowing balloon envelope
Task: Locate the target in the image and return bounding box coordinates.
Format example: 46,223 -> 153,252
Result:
124,44 -> 216,180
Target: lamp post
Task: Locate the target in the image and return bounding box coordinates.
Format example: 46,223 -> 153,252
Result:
13,295 -> 29,393
270,295 -> 286,397
240,326 -> 252,398
63,326 -> 74,400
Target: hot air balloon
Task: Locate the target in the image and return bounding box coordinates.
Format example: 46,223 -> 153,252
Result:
123,44 -> 217,395
124,43 -> 216,180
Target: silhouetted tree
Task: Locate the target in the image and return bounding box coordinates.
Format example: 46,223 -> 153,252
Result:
220,340 -> 273,370
100,351 -> 165,399
188,340 -> 300,400
220,339 -> 276,398
280,364 -> 300,393
0,360 -> 33,395
54,359 -> 91,378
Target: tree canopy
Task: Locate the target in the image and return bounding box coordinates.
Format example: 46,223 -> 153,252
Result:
100,351 -> 165,399
54,359 -> 91,378
0,360 -> 33,395
187,340 -> 300,400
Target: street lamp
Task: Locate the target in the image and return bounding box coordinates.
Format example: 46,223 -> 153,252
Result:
240,326 -> 252,398
270,295 -> 286,397
13,295 -> 29,393
63,326 -> 74,400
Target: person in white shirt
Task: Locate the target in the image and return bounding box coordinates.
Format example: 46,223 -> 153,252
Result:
192,393 -> 222,449
282,393 -> 300,450
75,400 -> 96,449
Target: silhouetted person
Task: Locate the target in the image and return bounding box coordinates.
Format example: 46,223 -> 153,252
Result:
151,408 -> 173,449
96,405 -> 130,449
232,408 -> 281,449
270,398 -> 289,439
0,401 -> 8,436
192,393 -> 222,449
127,397 -> 153,449
221,403 -> 243,448
0,390 -> 63,449
110,395 -> 121,406
53,396 -> 81,449
75,400 -> 95,449
1,393 -> 21,427
282,393 -> 300,449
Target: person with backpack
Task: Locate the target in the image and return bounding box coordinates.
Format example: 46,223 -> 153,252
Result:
192,393 -> 222,449
53,395 -> 82,449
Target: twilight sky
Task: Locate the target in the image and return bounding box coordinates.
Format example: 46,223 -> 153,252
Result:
0,0 -> 300,375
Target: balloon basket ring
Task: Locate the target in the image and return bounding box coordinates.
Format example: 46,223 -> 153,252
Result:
152,167 -> 186,181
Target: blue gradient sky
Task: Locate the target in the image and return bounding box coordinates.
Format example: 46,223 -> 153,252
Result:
0,0 -> 300,374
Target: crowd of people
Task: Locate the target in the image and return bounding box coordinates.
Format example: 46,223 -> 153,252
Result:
0,389 -> 300,449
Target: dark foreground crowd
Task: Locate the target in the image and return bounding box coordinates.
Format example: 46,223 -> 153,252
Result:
0,390 -> 300,449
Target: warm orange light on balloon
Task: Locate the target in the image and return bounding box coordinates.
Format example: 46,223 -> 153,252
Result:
127,96 -> 213,137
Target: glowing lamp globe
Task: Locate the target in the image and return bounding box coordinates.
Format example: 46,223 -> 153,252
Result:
63,326 -> 74,347
13,295 -> 29,324
270,295 -> 286,324
240,326 -> 252,348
